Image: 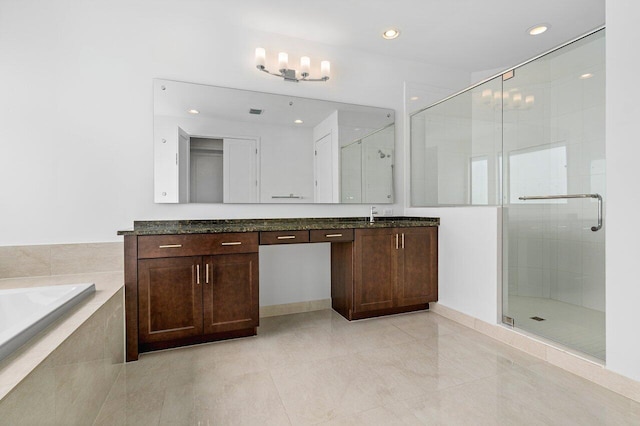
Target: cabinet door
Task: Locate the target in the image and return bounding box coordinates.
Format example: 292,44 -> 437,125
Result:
203,253 -> 259,334
138,256 -> 203,343
397,227 -> 438,306
353,228 -> 397,313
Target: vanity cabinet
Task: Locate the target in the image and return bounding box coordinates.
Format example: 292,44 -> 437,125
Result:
138,256 -> 203,344
203,253 -> 258,334
132,233 -> 259,357
333,226 -> 438,320
353,228 -> 396,313
396,227 -> 438,307
122,219 -> 439,361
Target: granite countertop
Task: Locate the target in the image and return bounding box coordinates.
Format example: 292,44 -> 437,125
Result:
117,216 -> 439,236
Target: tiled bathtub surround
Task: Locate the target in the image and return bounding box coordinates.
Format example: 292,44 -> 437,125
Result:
0,282 -> 124,424
0,241 -> 125,424
0,242 -> 124,279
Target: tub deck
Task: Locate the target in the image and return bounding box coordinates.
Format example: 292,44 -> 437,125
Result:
0,272 -> 123,401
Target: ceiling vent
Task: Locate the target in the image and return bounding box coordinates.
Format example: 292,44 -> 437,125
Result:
249,108 -> 263,115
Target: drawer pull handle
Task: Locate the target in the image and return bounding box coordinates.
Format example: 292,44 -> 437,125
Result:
221,242 -> 242,246
159,244 -> 182,249
196,264 -> 200,285
325,233 -> 343,238
277,236 -> 296,240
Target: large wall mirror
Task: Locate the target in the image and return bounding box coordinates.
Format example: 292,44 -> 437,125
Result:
154,79 -> 395,204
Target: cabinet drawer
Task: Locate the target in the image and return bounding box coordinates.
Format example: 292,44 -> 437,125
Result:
259,230 -> 309,245
310,229 -> 354,243
138,233 -> 258,258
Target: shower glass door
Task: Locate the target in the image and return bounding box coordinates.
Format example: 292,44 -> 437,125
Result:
502,30 -> 606,359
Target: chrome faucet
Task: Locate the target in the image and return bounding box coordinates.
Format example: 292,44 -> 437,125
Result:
370,206 -> 378,223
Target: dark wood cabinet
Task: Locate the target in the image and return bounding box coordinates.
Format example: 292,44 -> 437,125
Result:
333,226 -> 438,320
353,228 -> 397,313
138,256 -> 203,343
396,227 -> 438,307
129,233 -> 259,358
124,223 -> 437,360
203,253 -> 258,334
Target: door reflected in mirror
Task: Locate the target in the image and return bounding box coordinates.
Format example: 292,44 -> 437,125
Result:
154,79 -> 395,204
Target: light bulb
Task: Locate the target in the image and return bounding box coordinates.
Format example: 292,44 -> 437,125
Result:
300,56 -> 310,76
382,29 -> 400,39
321,60 -> 331,79
255,47 -> 266,69
278,52 -> 288,71
528,25 -> 548,36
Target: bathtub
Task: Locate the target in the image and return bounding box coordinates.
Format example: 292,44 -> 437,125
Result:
0,283 -> 96,362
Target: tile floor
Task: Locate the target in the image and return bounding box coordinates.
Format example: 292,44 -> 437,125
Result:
508,296 -> 606,360
93,310 -> 640,425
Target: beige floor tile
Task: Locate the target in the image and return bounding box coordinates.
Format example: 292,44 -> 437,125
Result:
356,343 -> 477,395
194,371 -> 289,425
271,355 -> 390,424
321,402 -> 423,425
92,310 -> 640,425
158,383 -> 195,425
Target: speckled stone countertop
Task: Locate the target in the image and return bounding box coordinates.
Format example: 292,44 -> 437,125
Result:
117,216 -> 439,236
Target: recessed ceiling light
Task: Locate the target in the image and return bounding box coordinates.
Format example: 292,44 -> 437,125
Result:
410,96 -> 419,101
187,109 -> 199,114
294,119 -> 303,124
528,24 -> 549,36
382,29 -> 400,40
580,73 -> 594,79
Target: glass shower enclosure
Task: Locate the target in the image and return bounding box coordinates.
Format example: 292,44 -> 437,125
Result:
410,29 -> 605,360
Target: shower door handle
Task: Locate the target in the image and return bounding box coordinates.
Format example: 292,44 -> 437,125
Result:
518,193 -> 603,232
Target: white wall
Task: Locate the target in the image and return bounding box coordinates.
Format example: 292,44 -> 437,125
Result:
404,207 -> 500,324
0,0 -> 469,307
0,0 -> 469,247
605,0 -> 640,381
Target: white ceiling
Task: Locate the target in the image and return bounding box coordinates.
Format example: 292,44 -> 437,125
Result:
219,0 -> 604,73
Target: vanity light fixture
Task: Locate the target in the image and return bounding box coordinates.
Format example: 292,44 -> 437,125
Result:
187,109 -> 199,114
382,29 -> 400,40
528,24 -> 549,36
410,96 -> 419,101
255,48 -> 330,82
580,73 -> 594,79
294,119 -> 303,124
